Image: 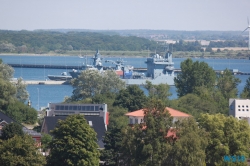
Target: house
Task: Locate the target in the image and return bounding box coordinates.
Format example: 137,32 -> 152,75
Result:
229,98 -> 250,124
41,103 -> 109,149
0,111 -> 42,145
125,107 -> 191,125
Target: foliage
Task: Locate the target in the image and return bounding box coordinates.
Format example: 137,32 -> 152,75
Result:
1,123 -> 24,140
70,70 -> 125,101
100,126 -> 124,166
41,133 -> 52,152
240,76 -> 250,98
167,118 -> 208,166
0,135 -> 46,166
216,69 -> 241,99
0,74 -> 16,110
0,59 -> 14,80
4,100 -> 37,124
113,85 -> 148,112
144,81 -> 172,105
47,114 -> 100,166
14,77 -> 29,103
174,58 -> 216,97
0,30 -> 158,53
198,114 -> 250,166
119,99 -> 173,166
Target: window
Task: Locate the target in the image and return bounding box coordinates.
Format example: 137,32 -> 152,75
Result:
238,105 -> 240,108
82,106 -> 85,111
73,106 -> 77,110
129,118 -> 133,124
247,109 -> 249,111
78,106 -> 81,110
90,106 -> 94,111
60,106 -> 64,110
242,105 -> 245,108
95,106 -> 99,111
135,119 -> 138,124
65,106 -> 68,110
242,109 -> 245,111
56,105 -> 60,110
238,109 -> 241,111
69,106 -> 72,110
247,105 -> 249,108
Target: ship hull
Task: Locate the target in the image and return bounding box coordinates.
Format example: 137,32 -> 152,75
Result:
47,75 -> 72,81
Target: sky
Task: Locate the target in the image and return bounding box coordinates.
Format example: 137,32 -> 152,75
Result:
0,0 -> 249,31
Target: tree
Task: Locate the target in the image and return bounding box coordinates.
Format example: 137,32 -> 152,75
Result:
14,78 -> 29,103
41,133 -> 52,152
113,85 -> 148,112
216,69 -> 241,99
5,100 -> 37,124
240,76 -> 250,98
70,70 -> 125,101
0,135 -> 46,166
0,74 -> 16,110
174,58 -> 216,97
47,114 -> 100,166
167,118 -> 208,166
1,123 -> 24,140
120,99 -> 173,166
198,113 -> 250,166
0,59 -> 14,81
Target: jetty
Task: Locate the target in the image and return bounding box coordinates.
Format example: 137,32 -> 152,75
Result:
11,80 -> 70,85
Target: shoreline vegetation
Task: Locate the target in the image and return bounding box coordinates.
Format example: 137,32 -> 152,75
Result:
0,49 -> 250,59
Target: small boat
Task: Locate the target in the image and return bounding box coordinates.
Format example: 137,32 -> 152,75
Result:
47,72 -> 72,81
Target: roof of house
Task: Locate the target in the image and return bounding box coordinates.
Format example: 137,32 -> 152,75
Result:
0,111 -> 41,137
125,107 -> 191,117
42,115 -> 106,148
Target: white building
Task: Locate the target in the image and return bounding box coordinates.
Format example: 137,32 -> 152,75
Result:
229,98 -> 250,124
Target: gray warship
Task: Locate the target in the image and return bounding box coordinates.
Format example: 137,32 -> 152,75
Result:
122,51 -> 175,86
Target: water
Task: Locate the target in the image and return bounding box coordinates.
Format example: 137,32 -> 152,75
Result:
0,55 -> 249,110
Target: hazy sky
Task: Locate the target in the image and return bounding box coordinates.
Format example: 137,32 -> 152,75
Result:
0,0 -> 249,31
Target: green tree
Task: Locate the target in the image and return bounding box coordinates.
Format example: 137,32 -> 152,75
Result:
14,78 -> 29,103
216,69 -> 241,99
0,59 -> 14,81
113,85 -> 148,112
144,81 -> 172,105
167,118 -> 208,166
100,126 -> 124,166
198,114 -> 250,166
120,99 -> 173,166
0,75 -> 16,110
0,135 -> 46,166
1,123 -> 24,140
41,133 -> 52,152
5,100 -> 37,124
47,114 -> 100,166
174,58 -> 216,97
240,76 -> 250,98
70,70 -> 125,101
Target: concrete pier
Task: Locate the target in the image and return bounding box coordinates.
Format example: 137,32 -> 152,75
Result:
11,80 -> 70,85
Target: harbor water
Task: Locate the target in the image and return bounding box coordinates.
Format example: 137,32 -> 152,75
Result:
0,55 -> 249,110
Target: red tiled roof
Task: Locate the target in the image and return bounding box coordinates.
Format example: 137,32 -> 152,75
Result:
125,107 -> 191,117
125,109 -> 144,117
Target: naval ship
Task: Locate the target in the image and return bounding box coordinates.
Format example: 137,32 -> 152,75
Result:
121,51 -> 175,86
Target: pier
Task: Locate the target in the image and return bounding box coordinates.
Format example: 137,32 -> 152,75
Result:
11,80 -> 70,85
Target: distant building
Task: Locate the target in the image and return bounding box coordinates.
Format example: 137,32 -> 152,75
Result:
41,103 -> 109,148
229,98 -> 250,124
